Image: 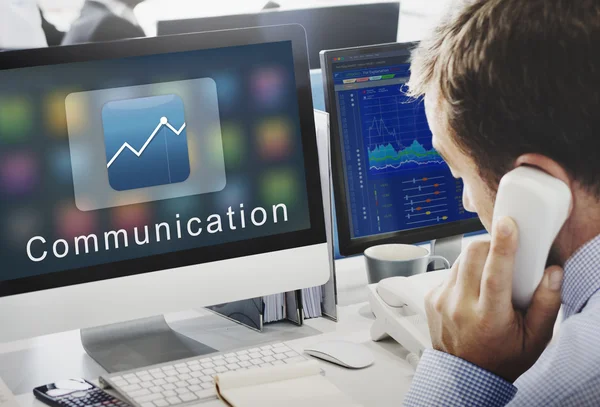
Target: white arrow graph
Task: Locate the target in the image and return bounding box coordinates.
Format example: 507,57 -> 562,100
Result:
106,116 -> 186,169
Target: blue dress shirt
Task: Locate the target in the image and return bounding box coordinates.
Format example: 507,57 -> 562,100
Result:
404,234 -> 600,406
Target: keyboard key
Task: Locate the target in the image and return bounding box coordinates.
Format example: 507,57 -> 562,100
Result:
263,356 -> 276,363
187,378 -> 200,385
174,389 -> 188,395
162,391 -> 176,398
214,360 -> 226,367
112,376 -> 124,381
248,348 -> 260,353
272,360 -> 285,366
123,374 -> 136,380
201,362 -> 215,369
174,363 -> 186,369
165,371 -> 178,377
261,350 -> 274,356
154,400 -> 168,407
238,354 -> 250,361
140,382 -> 154,389
251,359 -> 262,365
129,389 -> 150,398
237,350 -> 249,355
190,372 -> 203,378
161,366 -> 175,372
198,358 -> 211,364
153,379 -> 167,386
200,376 -> 212,383
213,355 -> 224,360
189,365 -> 201,372
135,393 -> 162,403
194,389 -> 215,400
285,351 -> 298,358
165,397 -> 181,405
150,387 -> 163,394
126,377 -> 141,385
165,377 -> 178,384
151,372 -> 166,380
239,361 -> 252,367
224,353 -> 236,358
226,363 -> 240,370
260,345 -> 273,350
225,357 -> 239,364
121,384 -> 141,392
162,384 -> 176,391
274,354 -> 286,360
201,383 -> 213,390
178,374 -> 191,381
188,385 -> 202,392
273,347 -> 288,354
149,369 -> 161,374
113,379 -> 128,388
176,367 -> 190,374
179,393 -> 197,402
174,382 -> 187,389
140,403 -> 154,407
135,371 -> 149,377
202,368 -> 216,375
215,366 -> 227,373
249,352 -> 261,359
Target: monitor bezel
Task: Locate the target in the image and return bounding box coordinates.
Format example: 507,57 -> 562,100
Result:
0,24 -> 327,297
320,42 -> 484,257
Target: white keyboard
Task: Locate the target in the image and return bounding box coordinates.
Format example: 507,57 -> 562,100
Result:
100,342 -> 306,406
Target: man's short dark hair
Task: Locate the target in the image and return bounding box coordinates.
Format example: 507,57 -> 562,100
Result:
408,0 -> 600,196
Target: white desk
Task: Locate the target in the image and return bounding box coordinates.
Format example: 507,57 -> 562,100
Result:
2,236 -> 488,406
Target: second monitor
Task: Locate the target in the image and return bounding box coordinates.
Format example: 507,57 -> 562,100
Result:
321,42 -> 483,258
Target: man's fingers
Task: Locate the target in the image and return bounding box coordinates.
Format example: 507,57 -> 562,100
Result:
457,240 -> 489,297
524,266 -> 563,346
480,217 -> 519,311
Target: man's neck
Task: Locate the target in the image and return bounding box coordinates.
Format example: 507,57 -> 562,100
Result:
555,193 -> 600,265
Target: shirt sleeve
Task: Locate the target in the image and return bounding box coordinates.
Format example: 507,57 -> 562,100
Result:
403,349 -> 517,407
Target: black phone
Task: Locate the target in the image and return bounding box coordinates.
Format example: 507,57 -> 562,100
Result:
33,379 -> 130,407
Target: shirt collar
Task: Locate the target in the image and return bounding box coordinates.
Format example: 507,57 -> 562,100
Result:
562,233 -> 600,319
91,0 -> 140,27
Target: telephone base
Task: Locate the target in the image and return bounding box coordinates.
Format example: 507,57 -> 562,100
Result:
367,269 -> 451,358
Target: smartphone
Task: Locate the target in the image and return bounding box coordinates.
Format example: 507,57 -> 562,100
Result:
33,379 -> 130,407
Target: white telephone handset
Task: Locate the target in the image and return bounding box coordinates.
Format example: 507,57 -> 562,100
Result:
368,166 -> 571,364
492,166 -> 571,309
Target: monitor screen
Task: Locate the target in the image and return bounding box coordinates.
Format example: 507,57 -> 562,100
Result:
0,40 -> 313,284
328,48 -> 479,241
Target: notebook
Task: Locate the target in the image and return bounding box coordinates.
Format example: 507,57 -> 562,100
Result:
214,360 -> 362,407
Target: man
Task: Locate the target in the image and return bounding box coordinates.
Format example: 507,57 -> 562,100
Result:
403,0 -> 600,406
0,0 -> 47,50
61,0 -> 145,45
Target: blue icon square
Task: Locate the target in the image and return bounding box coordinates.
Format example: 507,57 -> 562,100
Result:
102,94 -> 190,191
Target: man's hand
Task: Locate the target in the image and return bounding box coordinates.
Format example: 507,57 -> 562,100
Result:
425,217 -> 564,382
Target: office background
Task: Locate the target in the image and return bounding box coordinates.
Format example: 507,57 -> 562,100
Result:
38,0 -> 452,42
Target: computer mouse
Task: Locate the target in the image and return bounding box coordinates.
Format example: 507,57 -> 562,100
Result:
304,340 -> 374,369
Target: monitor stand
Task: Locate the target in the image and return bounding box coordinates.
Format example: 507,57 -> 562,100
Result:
428,234 -> 463,271
81,315 -> 217,373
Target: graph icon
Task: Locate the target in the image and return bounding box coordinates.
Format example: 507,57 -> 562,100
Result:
102,94 -> 190,191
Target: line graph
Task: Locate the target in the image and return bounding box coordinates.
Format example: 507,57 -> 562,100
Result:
106,117 -> 186,168
102,94 -> 190,192
360,85 -> 445,174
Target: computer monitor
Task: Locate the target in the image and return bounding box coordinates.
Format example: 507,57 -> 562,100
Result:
157,2 -> 401,70
321,42 -> 483,258
0,25 -> 328,347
